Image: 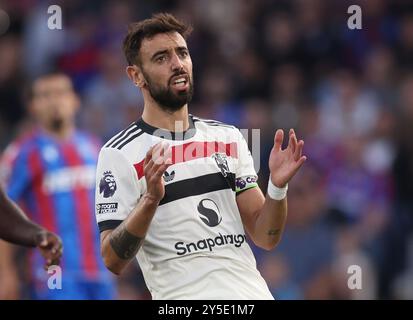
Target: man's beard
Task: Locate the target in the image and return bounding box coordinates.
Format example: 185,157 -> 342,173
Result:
143,69 -> 194,112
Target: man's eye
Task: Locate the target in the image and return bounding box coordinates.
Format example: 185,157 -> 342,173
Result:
180,51 -> 188,58
157,56 -> 166,62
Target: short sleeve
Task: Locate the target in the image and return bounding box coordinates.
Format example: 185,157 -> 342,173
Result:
0,142 -> 31,203
95,148 -> 141,232
235,130 -> 258,195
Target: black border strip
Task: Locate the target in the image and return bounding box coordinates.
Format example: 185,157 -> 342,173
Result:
98,219 -> 123,233
160,172 -> 235,205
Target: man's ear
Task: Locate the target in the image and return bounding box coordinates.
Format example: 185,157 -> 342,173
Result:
126,65 -> 146,88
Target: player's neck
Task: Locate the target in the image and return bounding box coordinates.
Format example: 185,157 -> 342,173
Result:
142,103 -> 189,132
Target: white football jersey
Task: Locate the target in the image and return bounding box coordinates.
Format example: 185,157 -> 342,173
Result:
95,115 -> 274,300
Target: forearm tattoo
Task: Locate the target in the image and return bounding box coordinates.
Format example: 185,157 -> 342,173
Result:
109,224 -> 142,260
267,229 -> 280,237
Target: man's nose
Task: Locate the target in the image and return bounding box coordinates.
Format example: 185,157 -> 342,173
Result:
170,52 -> 184,72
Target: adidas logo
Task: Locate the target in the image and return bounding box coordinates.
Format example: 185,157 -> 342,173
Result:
163,170 -> 175,182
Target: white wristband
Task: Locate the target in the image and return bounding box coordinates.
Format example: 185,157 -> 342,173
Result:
267,179 -> 288,200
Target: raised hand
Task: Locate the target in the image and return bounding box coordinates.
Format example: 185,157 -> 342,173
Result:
143,142 -> 173,202
268,128 -> 307,188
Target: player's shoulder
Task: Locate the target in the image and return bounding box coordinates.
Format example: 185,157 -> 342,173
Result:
0,130 -> 40,170
99,121 -> 150,164
191,114 -> 239,132
102,121 -> 144,150
3,130 -> 39,156
191,114 -> 243,142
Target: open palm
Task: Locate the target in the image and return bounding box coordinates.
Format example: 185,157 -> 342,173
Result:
269,128 -> 307,187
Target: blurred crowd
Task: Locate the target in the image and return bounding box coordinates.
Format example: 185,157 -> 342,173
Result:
1,0 -> 413,299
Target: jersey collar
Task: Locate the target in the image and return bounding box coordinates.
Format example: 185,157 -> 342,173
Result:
136,114 -> 196,141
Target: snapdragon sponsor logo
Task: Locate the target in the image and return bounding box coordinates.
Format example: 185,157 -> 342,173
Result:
197,199 -> 222,227
150,120 -> 261,173
175,233 -> 247,256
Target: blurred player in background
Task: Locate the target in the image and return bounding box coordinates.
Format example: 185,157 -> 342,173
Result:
96,13 -> 306,299
0,72 -> 115,299
0,185 -> 62,299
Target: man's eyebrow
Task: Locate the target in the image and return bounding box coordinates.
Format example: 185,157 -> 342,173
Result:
151,46 -> 189,60
151,49 -> 169,60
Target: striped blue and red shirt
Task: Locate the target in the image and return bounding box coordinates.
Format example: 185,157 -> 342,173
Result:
1,128 -> 112,282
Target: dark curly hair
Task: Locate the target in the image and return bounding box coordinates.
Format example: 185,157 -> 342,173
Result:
123,12 -> 193,66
